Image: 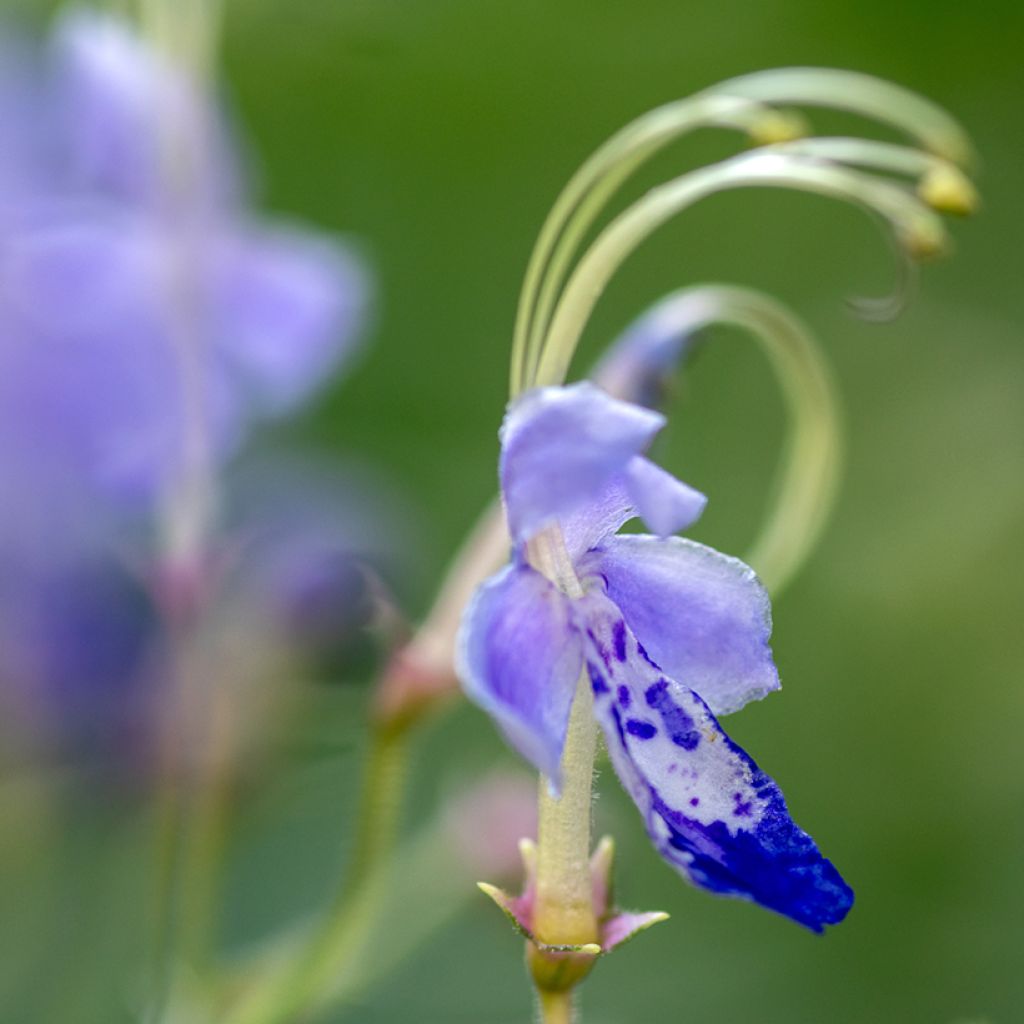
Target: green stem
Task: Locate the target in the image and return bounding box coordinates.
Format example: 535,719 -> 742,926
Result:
223,722 -> 409,1024
533,675 -> 598,946
523,528 -> 598,1019
538,989 -> 576,1024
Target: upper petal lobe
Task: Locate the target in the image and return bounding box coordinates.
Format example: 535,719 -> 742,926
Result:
499,382 -> 664,545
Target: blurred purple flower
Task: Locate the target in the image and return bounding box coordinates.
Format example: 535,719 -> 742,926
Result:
222,457 -> 410,664
0,10 -> 373,766
457,382 -> 853,931
0,546 -> 158,765
0,9 -> 368,508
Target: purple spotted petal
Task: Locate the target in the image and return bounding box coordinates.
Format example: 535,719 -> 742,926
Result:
500,383 -> 664,545
624,457 -> 707,537
212,225 -> 367,415
580,592 -> 852,931
457,564 -> 583,786
582,535 -> 779,716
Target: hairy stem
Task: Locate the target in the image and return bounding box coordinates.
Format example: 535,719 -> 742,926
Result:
538,989 -> 576,1024
533,675 -> 598,946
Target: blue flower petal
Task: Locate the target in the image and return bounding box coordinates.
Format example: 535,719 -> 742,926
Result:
624,457 -> 707,537
558,474 -> 636,562
457,563 -> 583,787
500,382 -> 664,546
52,9 -> 237,206
582,535 -> 779,716
592,290 -> 706,408
213,225 -> 367,415
581,591 -> 852,931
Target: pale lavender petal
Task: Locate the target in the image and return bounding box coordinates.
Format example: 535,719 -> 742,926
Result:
50,9 -> 233,207
624,456 -> 707,537
582,535 -> 779,716
213,226 -> 367,414
557,460 -> 705,560
558,474 -> 636,562
592,290 -> 711,407
0,215 -> 237,503
500,383 -> 664,545
581,593 -> 852,932
456,564 -> 582,786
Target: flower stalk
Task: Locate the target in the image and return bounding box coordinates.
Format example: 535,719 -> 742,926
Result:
526,531 -> 600,959
221,720 -> 409,1024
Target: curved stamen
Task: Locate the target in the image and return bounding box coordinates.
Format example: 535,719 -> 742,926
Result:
511,94 -> 805,395
844,224 -> 920,324
707,68 -> 974,165
592,284 -> 840,595
532,150 -> 948,391
512,72 -> 974,398
768,137 -> 977,204
675,286 -> 842,595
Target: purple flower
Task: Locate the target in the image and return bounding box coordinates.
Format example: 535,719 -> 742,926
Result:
0,10 -> 367,507
457,382 -> 853,931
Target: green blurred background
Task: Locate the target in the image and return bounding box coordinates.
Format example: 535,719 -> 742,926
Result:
4,0 -> 1024,1021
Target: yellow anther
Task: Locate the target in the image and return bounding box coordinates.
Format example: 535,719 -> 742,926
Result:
899,217 -> 950,262
747,109 -> 809,146
918,165 -> 979,216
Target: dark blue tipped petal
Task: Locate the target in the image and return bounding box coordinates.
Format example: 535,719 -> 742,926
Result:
456,563 -> 583,789
581,591 -> 852,931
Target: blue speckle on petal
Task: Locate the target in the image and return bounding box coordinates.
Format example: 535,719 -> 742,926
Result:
646,679 -> 701,750
587,661 -> 609,694
733,793 -> 754,817
587,628 -> 612,669
612,619 -> 628,661
617,684 -> 632,708
625,719 -> 657,739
